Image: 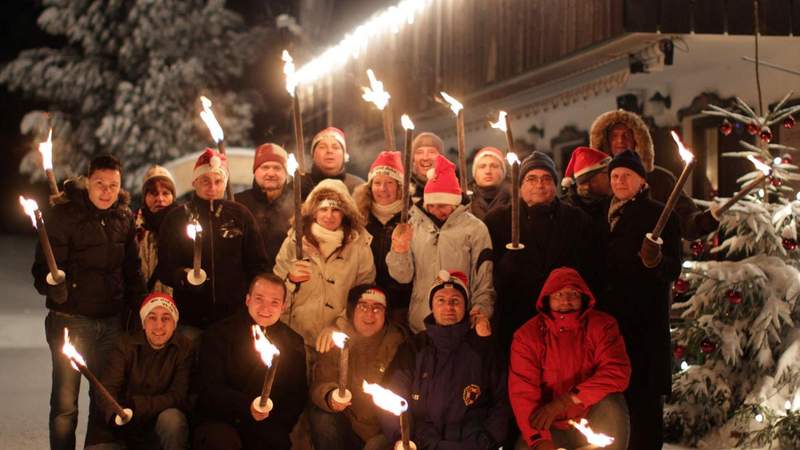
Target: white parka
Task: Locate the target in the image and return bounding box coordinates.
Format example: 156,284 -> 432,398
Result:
386,204 -> 496,332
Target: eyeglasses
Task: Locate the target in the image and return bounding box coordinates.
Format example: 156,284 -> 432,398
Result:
522,175 -> 554,185
356,303 -> 386,314
551,290 -> 582,300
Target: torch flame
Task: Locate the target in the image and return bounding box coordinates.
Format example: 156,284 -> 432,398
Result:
186,221 -> 202,241
490,111 -> 508,132
363,380 -> 408,416
670,131 -> 694,164
331,331 -> 349,349
282,50 -> 297,96
19,196 -> 39,229
287,153 -> 299,177
361,69 -> 391,111
747,155 -> 772,176
199,96 -> 224,143
62,328 -> 87,371
39,129 -> 53,170
506,152 -> 519,165
252,325 -> 280,367
401,114 -> 415,130
440,91 -> 463,115
568,419 -> 615,447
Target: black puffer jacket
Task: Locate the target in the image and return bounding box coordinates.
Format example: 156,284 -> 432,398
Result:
32,178 -> 145,318
235,181 -> 294,269
365,211 -> 412,311
469,180 -> 512,221
156,196 -> 269,329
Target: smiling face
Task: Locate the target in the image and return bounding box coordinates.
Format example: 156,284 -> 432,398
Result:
352,298 -> 386,338
371,174 -> 400,206
474,156 -> 504,188
143,306 -> 176,350
315,205 -> 344,231
431,286 -> 466,326
413,146 -> 440,179
313,137 -> 345,176
549,287 -> 583,314
87,169 -> 121,210
193,172 -> 227,200
610,167 -> 646,201
246,278 -> 286,328
608,123 -> 636,156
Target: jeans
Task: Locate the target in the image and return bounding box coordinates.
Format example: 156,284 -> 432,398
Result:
45,311 -> 121,450
84,408 -> 188,450
308,404 -> 391,450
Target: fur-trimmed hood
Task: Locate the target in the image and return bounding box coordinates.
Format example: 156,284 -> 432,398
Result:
589,109 -> 654,172
302,178 -> 366,230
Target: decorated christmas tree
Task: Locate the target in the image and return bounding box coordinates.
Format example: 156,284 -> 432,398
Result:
0,0 -> 271,188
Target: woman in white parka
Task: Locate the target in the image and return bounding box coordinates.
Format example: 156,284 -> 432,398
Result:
387,154 -> 496,333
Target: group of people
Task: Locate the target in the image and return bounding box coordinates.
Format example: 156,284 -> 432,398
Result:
31,108 -> 721,450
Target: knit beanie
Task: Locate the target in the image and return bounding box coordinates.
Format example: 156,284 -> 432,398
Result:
142,165 -> 176,197
369,151 -> 404,185
561,146 -> 612,188
193,148 -> 228,183
471,147 -> 507,179
346,284 -> 388,320
412,132 -> 444,154
253,143 -> 288,172
519,151 -> 558,186
424,155 -> 462,206
608,149 -> 647,180
428,270 -> 470,309
139,291 -> 179,325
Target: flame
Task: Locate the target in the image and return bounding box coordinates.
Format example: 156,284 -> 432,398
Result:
401,114 -> 415,130
490,111 -> 508,132
506,152 -> 519,165
186,221 -> 202,241
440,91 -> 463,115
361,69 -> 391,110
287,153 -> 299,177
19,196 -> 39,229
670,131 -> 694,164
331,331 -> 349,349
252,325 -> 280,367
569,419 -> 615,447
39,129 -> 53,170
747,155 -> 771,176
363,380 -> 408,416
282,50 -> 297,96
62,328 -> 87,371
199,96 -> 224,143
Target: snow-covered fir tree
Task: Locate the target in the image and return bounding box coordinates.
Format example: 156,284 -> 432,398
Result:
1,0 -> 271,189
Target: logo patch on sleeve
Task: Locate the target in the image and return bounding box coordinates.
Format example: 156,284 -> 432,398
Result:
463,384 -> 481,406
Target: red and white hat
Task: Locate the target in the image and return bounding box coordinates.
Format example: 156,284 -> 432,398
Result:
424,155 -> 462,206
193,148 -> 228,183
471,146 -> 507,178
253,143 -> 288,172
428,269 -> 470,308
139,291 -> 179,325
561,146 -> 612,188
311,127 -> 347,162
369,151 -> 404,185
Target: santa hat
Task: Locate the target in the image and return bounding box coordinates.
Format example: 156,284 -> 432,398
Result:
428,270 -> 470,309
561,146 -> 612,188
424,155 -> 462,206
311,127 -> 348,162
142,165 -> 176,196
139,291 -> 179,325
193,148 -> 228,183
471,146 -> 507,179
253,143 -> 288,172
369,151 -> 404,185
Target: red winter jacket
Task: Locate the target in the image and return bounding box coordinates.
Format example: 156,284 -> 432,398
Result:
508,267 -> 631,447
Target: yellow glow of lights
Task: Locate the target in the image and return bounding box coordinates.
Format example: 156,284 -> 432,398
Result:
363,380 -> 408,416
39,129 -> 53,170
19,196 -> 39,229
361,69 -> 390,110
252,325 -> 280,368
440,91 -> 463,115
199,96 -> 224,143
490,111 -> 508,132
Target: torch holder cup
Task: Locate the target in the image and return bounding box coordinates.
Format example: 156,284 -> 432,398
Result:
394,441 -> 417,450
505,243 -> 526,251
114,408 -> 133,426
641,233 -> 664,269
331,388 -> 352,405
252,397 -> 274,414
46,269 -> 66,286
187,269 -> 208,286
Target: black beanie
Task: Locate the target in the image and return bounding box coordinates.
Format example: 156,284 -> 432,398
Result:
519,151 -> 558,186
346,284 -> 388,320
608,150 -> 647,180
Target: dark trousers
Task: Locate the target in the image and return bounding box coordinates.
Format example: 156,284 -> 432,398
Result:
625,387 -> 664,450
307,404 -> 390,450
193,420 -> 291,450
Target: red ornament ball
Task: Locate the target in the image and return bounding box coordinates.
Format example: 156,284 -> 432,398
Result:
783,238 -> 798,251
720,119 -> 733,136
782,154 -> 793,164
690,240 -> 705,256
674,278 -> 689,294
759,127 -> 773,143
771,178 -> 782,187
747,122 -> 760,135
726,289 -> 743,305
674,345 -> 686,360
785,115 -> 796,129
700,339 -> 716,354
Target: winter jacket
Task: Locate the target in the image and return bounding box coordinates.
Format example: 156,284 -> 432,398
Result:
134,203 -> 178,294
601,188 -> 682,395
508,267 -> 631,447
300,165 -> 365,199
469,180 -> 512,221
85,330 -> 193,445
32,178 -> 146,318
386,203 -> 496,333
382,315 -> 511,449
273,229 -> 376,346
234,180 -> 294,268
560,188 -> 608,234
195,310 -> 307,445
484,198 -> 599,348
311,322 -> 406,442
156,196 -> 269,329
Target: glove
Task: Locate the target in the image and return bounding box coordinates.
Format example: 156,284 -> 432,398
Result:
391,223 -> 413,253
47,281 -> 68,304
639,234 -> 663,268
288,259 -> 312,283
529,394 -> 576,431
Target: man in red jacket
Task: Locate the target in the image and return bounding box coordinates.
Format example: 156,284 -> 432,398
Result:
509,267 -> 631,450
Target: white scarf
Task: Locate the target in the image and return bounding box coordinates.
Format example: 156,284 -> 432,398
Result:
311,223 -> 345,258
371,200 -> 403,225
